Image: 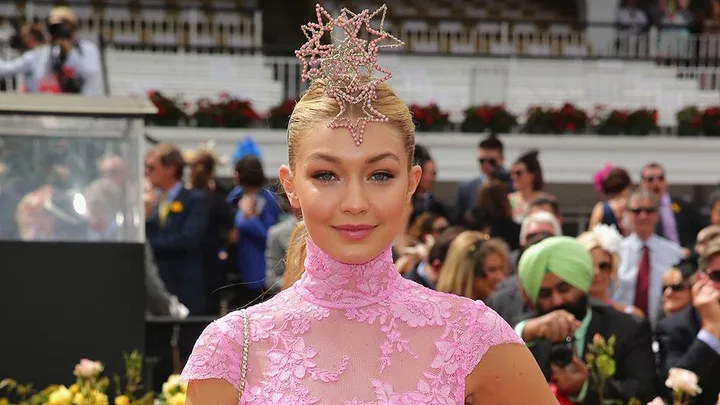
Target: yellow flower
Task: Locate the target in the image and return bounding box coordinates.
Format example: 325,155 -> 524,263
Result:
170,392 -> 186,405
672,202 -> 681,214
114,395 -> 130,405
169,201 -> 183,213
69,384 -> 79,394
0,398 -> 10,405
47,386 -> 73,405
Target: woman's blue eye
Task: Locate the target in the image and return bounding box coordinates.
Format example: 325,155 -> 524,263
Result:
371,172 -> 394,182
312,172 -> 336,182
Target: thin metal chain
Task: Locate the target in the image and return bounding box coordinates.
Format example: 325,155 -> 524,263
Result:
240,309 -> 250,393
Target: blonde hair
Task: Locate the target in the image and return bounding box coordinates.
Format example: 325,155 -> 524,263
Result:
576,231 -> 619,278
283,79 -> 416,283
435,231 -> 509,299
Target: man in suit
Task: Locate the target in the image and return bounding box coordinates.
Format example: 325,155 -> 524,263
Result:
656,239 -> 720,405
409,144 -> 453,226
515,237 -> 656,405
453,135 -> 512,224
145,143 -> 208,315
615,189 -> 683,328
640,162 -> 708,251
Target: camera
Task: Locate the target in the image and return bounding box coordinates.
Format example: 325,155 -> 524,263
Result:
48,22 -> 73,40
549,336 -> 575,367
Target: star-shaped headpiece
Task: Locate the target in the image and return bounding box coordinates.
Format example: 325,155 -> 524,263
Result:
295,3 -> 404,145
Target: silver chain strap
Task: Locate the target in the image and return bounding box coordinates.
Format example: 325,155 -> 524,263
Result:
240,309 -> 250,393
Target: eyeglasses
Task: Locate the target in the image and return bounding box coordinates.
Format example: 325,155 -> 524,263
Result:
598,262 -> 612,271
629,207 -> 657,215
663,283 -> 690,292
478,158 -> 496,165
643,175 -> 665,182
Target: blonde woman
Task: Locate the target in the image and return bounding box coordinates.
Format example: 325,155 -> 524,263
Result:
436,231 -> 511,301
577,224 -> 644,318
182,5 -> 555,404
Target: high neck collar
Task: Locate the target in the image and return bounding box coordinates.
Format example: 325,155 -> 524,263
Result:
296,239 -> 399,309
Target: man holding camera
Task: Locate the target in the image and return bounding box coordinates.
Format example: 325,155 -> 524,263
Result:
514,236 -> 656,405
0,6 -> 103,95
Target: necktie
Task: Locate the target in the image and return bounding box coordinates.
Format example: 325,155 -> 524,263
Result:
634,245 -> 650,315
158,192 -> 169,226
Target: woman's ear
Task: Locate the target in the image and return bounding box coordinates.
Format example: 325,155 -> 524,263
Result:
406,164 -> 422,203
278,165 -> 300,209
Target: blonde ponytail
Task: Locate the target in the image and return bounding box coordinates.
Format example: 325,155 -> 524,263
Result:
282,220 -> 307,289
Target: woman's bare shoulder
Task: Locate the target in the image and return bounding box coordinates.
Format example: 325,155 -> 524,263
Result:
465,343 -> 558,405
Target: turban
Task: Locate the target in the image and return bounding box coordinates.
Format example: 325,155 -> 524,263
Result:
518,236 -> 593,303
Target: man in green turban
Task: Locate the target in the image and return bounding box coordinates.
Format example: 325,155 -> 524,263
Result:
514,236 -> 656,405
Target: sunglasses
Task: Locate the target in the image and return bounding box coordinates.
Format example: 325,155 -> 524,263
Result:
598,262 -> 612,271
511,170 -> 525,178
643,175 -> 665,182
707,270 -> 720,282
525,231 -> 555,242
478,158 -> 497,165
629,207 -> 657,215
663,283 -> 691,292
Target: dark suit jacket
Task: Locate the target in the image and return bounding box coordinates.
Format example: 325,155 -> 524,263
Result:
409,192 -> 454,226
527,302 -> 656,405
403,261 -> 433,290
656,305 -> 720,405
485,275 -> 529,326
146,187 -> 209,315
656,196 -> 708,249
453,173 -> 513,224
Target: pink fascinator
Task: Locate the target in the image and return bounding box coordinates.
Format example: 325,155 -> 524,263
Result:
295,4 -> 404,145
592,163 -> 614,195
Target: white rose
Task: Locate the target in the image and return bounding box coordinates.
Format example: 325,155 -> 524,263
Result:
646,397 -> 666,405
665,368 -> 702,396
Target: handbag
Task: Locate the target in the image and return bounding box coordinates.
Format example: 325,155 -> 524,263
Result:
240,309 -> 250,393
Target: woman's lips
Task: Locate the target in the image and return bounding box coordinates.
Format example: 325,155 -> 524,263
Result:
333,224 -> 377,241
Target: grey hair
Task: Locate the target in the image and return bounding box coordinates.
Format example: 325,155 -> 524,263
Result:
628,189 -> 659,209
519,210 -> 563,246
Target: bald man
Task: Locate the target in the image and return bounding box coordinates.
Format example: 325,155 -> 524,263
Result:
515,236 -> 656,405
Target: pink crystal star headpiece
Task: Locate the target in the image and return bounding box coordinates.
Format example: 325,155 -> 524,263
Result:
295,3 -> 404,145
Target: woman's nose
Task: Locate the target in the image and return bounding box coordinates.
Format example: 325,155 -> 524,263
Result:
341,179 -> 370,215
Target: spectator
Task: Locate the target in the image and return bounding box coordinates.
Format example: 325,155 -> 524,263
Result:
615,189 -> 683,328
527,193 -> 562,222
616,0 -> 650,33
144,142 -> 208,315
477,180 -> 521,251
656,239 -> 720,405
708,188 -> 720,226
0,6 -> 103,95
508,149 -> 545,223
409,144 -> 453,226
516,236 -> 656,405
640,162 -> 707,252
454,135 -> 511,223
227,155 -> 280,306
589,166 -> 633,235
436,231 -> 510,301
404,226 -> 465,290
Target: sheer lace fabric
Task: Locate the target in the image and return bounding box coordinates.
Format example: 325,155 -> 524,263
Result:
182,240 -> 522,404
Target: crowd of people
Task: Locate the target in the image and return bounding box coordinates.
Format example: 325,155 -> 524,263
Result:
129,130 -> 720,403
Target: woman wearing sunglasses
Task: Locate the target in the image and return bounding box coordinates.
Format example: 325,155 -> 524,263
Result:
576,224 -> 645,317
660,256 -> 698,316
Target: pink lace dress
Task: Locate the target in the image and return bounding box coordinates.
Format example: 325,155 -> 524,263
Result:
181,239 -> 523,404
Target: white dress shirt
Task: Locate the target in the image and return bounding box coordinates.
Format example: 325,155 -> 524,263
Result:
613,233 -> 682,328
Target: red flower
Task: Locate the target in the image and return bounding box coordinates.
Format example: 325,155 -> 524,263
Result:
651,111 -> 658,122
691,116 -> 702,128
567,122 -> 576,132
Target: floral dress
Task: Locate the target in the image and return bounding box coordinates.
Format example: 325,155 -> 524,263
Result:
182,239 -> 522,404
